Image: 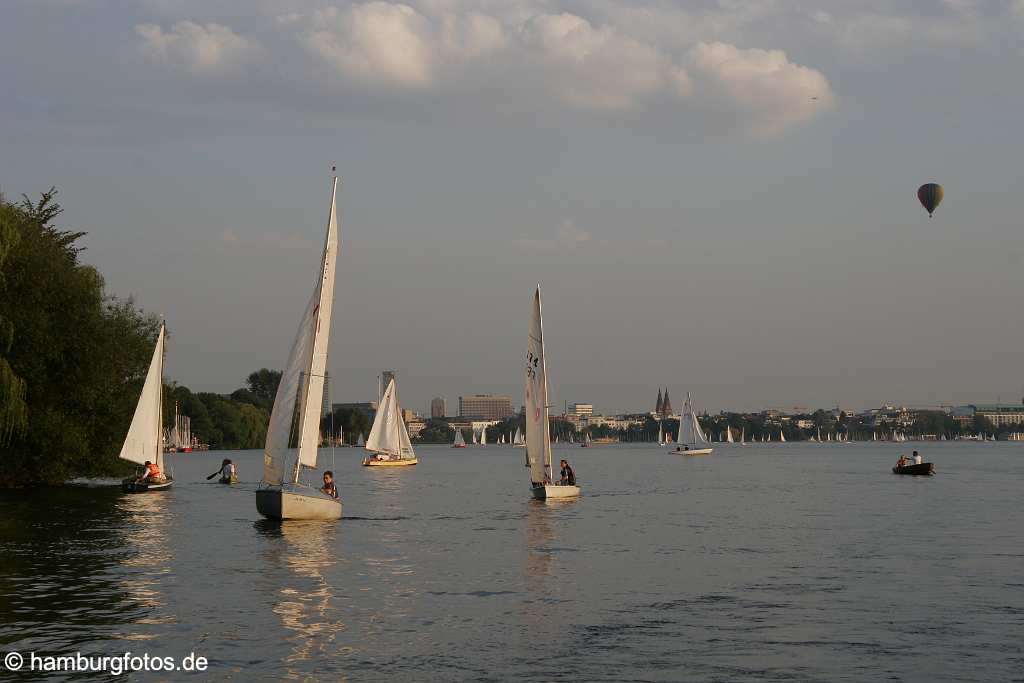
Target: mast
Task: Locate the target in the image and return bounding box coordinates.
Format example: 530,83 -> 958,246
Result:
157,323 -> 165,469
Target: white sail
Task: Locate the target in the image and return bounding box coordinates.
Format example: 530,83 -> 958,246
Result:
726,427 -> 734,443
525,286 -> 552,485
657,422 -> 664,443
480,426 -> 487,445
119,323 -> 165,470
513,426 -> 525,446
262,176 -> 339,486
454,429 -> 465,447
365,378 -> 416,459
779,430 -> 786,443
678,392 -> 706,445
357,433 -> 365,447
740,427 -> 746,444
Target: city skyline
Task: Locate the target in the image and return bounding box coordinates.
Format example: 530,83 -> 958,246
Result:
3,2 -> 1023,414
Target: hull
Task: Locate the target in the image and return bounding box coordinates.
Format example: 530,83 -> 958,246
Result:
219,475 -> 239,485
893,463 -> 934,475
672,447 -> 713,456
256,486 -> 342,520
122,477 -> 173,493
452,445 -> 467,449
531,483 -> 581,500
362,457 -> 419,467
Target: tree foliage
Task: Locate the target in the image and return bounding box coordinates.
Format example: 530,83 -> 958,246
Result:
0,190 -> 161,486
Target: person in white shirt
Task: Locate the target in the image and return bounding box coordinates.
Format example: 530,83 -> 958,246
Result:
913,450 -> 923,465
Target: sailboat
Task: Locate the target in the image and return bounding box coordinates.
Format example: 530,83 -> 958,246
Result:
255,172 -> 342,521
480,426 -> 487,446
525,286 -> 580,500
471,429 -> 478,445
581,432 -> 592,448
657,422 -> 665,446
726,427 -> 734,444
740,427 -> 746,445
120,322 -> 173,493
362,378 -> 418,466
513,426 -> 526,448
452,429 -> 467,448
671,392 -> 713,455
779,430 -> 786,443
356,433 -> 365,447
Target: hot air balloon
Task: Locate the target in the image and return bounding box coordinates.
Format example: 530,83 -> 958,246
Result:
917,183 -> 943,217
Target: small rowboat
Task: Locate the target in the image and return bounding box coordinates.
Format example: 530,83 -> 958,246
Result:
892,463 -> 934,475
219,475 -> 239,485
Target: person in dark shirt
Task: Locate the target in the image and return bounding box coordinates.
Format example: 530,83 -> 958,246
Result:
321,471 -> 338,499
559,459 -> 576,486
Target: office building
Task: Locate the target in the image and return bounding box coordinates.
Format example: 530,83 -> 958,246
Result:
431,397 -> 447,418
459,394 -> 514,420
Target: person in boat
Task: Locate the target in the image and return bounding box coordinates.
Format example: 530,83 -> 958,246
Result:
896,455 -> 908,468
321,471 -> 338,499
913,450 -> 923,465
136,460 -> 164,483
219,459 -> 236,481
559,459 -> 576,486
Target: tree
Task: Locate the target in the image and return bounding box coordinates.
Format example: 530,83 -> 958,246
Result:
245,369 -> 282,409
415,418 -> 454,443
0,190 -> 161,486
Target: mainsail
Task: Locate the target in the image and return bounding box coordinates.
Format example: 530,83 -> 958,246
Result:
263,176 -> 339,486
525,286 -> 552,485
453,429 -> 466,447
119,323 -> 165,470
365,378 -> 416,459
678,392 -> 707,446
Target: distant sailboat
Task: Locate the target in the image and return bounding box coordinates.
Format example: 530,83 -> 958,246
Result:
779,430 -> 786,443
525,286 -> 580,500
671,392 -> 713,456
740,427 -> 746,446
453,429 -> 467,448
363,378 -> 418,466
120,322 -> 173,493
480,426 -> 487,446
356,432 -> 365,447
581,432 -> 592,448
256,172 -> 342,520
726,427 -> 734,444
472,429 -> 478,445
657,422 -> 665,446
513,426 -> 526,448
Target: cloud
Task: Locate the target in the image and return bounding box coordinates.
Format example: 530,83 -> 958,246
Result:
557,220 -> 591,247
127,2 -> 842,136
688,42 -> 834,136
136,21 -> 256,75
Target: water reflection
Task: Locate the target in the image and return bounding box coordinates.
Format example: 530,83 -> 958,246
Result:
260,520 -> 347,675
115,492 -> 175,635
0,486 -> 143,652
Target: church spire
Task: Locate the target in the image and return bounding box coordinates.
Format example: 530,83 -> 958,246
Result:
662,387 -> 673,417
656,388 -> 663,416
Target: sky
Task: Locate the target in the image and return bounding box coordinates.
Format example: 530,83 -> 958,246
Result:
3,0 -> 1023,415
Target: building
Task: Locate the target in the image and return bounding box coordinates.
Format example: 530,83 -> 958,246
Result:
430,397 -> 447,418
406,420 -> 426,437
401,408 -> 418,423
661,388 -> 673,417
570,403 -> 593,418
459,394 -> 514,420
322,371 -> 330,417
972,403 -> 1024,427
655,389 -> 663,416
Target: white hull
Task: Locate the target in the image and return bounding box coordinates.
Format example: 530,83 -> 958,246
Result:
256,486 -> 342,520
672,447 -> 713,456
531,483 -> 581,500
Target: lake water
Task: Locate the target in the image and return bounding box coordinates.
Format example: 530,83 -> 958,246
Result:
1,443 -> 1022,681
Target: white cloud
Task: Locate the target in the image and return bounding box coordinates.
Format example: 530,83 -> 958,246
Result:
688,42 -> 834,136
129,2 -> 846,135
520,13 -> 692,110
557,220 -> 591,247
136,21 -> 255,75
303,3 -> 436,87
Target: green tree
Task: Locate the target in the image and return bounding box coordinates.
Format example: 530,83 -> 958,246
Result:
415,418 -> 454,443
245,369 -> 282,410
0,190 -> 161,486
0,199 -> 27,443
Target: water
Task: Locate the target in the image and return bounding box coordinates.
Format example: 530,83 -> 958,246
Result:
1,443 -> 1022,681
